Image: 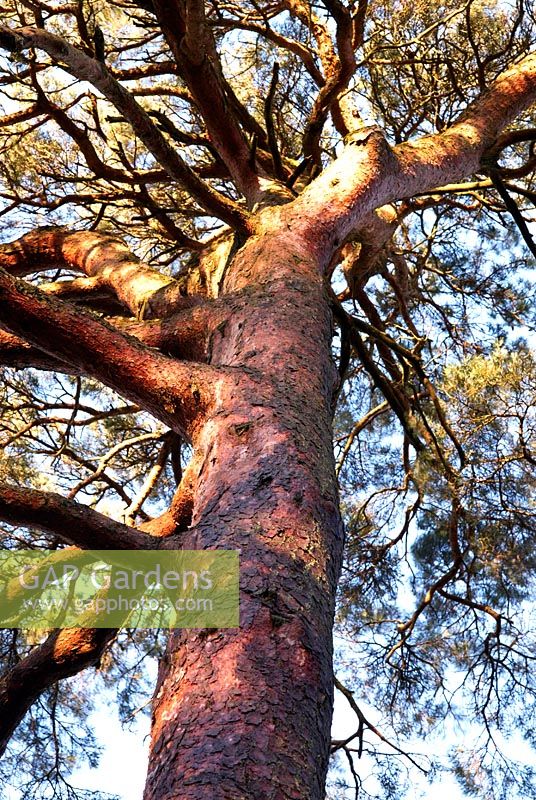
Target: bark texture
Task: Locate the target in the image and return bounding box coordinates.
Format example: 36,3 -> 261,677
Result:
143,231 -> 344,799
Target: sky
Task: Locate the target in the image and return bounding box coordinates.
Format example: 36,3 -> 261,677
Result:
62,687 -> 468,800
61,654 -> 469,800
70,701 -> 150,800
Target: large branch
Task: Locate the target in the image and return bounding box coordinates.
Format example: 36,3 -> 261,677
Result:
0,299 -> 226,371
0,627 -> 115,758
0,484 -> 158,550
0,228 -> 175,317
0,224 -> 232,324
286,51 -> 536,257
0,26 -> 250,232
302,0 -> 365,160
112,301 -> 228,360
284,0 -> 361,155
0,329 -> 77,373
339,197 -> 445,293
0,227 -> 212,319
0,268 -> 223,439
150,0 -> 265,205
339,205 -> 399,292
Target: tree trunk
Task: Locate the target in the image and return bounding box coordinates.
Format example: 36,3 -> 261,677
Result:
143,226 -> 345,798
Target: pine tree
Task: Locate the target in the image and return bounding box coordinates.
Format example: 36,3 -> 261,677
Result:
0,1 -> 536,798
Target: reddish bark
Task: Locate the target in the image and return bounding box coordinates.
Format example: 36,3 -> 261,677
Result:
0,266 -> 220,439
151,0 -> 264,203
0,485 -> 157,551
143,234 -> 344,799
0,228 -> 174,315
0,627 -> 114,758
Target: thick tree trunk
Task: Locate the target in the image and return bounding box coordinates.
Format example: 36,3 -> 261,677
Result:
143,228 -> 344,799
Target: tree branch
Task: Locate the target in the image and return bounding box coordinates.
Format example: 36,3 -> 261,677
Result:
264,62 -> 284,181
0,25 -> 251,232
0,627 -> 115,758
0,484 -> 158,550
287,52 -> 536,256
284,0 -> 359,154
0,297 -> 227,371
0,227 -> 176,318
0,267 -> 223,439
332,677 -> 428,773
139,451 -> 200,537
340,205 -> 399,292
0,329 -> 79,373
113,300 -> 228,360
150,0 -> 265,206
487,167 -> 536,259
